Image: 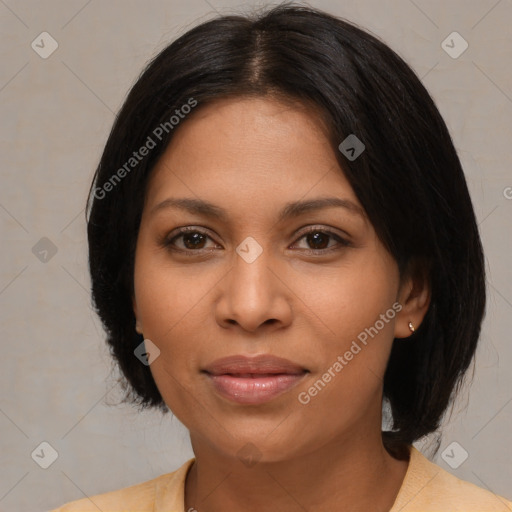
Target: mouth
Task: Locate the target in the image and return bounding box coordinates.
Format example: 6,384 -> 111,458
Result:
202,355 -> 309,405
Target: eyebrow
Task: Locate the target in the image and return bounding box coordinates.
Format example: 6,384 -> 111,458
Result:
150,196 -> 366,222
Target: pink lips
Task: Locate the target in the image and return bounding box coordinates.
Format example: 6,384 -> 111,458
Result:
203,355 -> 308,405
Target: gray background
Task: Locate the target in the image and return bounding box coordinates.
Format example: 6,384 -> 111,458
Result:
0,0 -> 511,510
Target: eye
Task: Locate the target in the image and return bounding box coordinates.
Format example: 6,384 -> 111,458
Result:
161,225 -> 351,255
163,227 -> 220,252
291,227 -> 351,254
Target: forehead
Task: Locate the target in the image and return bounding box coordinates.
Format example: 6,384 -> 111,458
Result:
144,96 -> 361,214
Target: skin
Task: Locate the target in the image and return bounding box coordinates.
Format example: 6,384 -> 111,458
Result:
132,96 -> 430,512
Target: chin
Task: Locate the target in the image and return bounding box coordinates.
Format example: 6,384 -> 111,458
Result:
201,424 -> 309,466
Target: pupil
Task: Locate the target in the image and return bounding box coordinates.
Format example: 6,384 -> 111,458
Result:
184,233 -> 205,249
308,232 -> 329,249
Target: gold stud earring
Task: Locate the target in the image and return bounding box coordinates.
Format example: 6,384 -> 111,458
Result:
408,321 -> 415,333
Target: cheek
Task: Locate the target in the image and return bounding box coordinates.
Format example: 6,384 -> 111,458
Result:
132,247 -> 226,405
133,256 -> 190,376
290,248 -> 399,343
294,247 -> 399,401
133,256 -> 209,419
133,246 -> 217,340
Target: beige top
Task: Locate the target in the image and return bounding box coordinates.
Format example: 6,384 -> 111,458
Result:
51,445 -> 512,511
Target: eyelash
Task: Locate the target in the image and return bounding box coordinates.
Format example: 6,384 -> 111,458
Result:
161,226 -> 351,256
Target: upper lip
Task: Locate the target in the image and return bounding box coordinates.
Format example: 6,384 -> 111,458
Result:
203,355 -> 307,376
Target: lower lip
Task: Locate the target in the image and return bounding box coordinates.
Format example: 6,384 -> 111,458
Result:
207,373 -> 306,404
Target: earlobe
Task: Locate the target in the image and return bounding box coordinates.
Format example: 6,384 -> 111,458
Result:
394,263 -> 431,339
132,296 -> 143,335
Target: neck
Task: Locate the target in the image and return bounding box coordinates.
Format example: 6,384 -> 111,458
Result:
184,428 -> 409,512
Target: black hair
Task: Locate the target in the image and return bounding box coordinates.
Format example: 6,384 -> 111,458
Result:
87,3 -> 486,459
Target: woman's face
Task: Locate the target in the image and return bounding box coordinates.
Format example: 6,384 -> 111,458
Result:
133,96 -> 414,462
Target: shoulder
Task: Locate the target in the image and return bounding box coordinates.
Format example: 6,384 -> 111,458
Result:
50,458 -> 194,512
392,446 -> 512,511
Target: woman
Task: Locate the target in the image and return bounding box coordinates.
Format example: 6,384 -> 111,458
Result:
53,3 -> 512,511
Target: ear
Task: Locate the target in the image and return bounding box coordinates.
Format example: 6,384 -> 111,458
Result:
132,295 -> 144,335
394,259 -> 431,339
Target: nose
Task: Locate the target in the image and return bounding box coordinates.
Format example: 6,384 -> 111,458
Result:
215,246 -> 293,333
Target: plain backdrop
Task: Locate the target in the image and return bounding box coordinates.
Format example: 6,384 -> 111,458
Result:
0,0 -> 511,510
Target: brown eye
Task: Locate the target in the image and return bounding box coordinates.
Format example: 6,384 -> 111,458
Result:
305,231 -> 330,250
163,227 -> 219,253
291,227 -> 351,254
181,232 -> 207,249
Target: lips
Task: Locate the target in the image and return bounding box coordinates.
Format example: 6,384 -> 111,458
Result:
203,355 -> 308,405
204,354 -> 307,376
